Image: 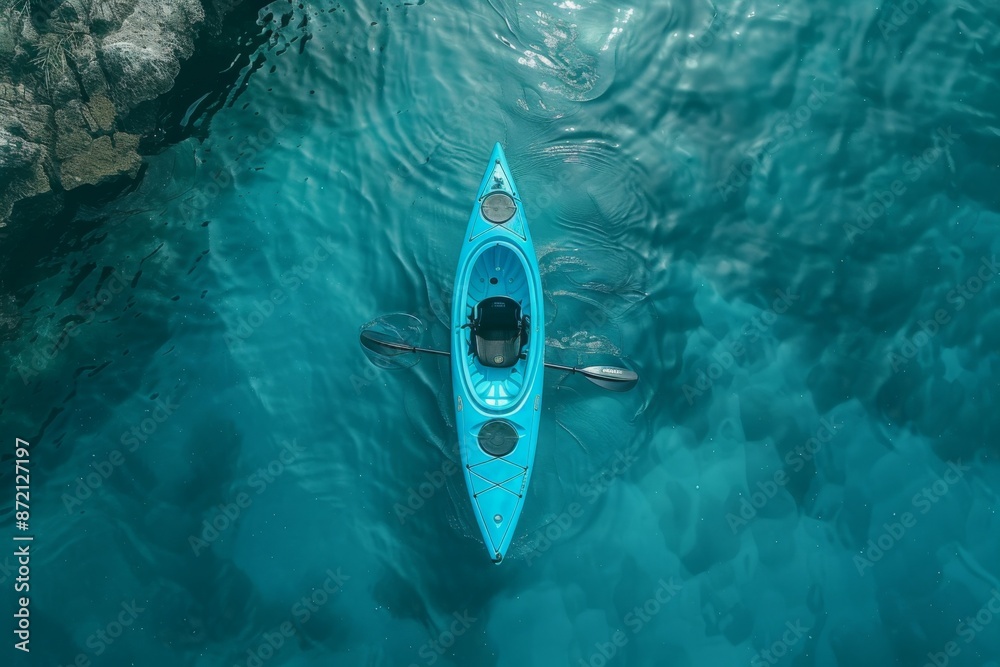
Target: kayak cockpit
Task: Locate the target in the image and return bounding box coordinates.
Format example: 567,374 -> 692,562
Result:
458,243 -> 538,410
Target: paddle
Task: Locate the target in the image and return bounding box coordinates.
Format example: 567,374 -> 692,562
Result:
538,361 -> 639,393
359,329 -> 639,392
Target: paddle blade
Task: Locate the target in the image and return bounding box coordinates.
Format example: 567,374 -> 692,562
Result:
577,365 -> 639,392
358,314 -> 424,369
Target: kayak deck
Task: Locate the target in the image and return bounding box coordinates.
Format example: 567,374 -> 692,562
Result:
452,143 -> 544,563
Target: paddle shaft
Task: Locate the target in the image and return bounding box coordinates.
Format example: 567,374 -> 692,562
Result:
366,335 -> 583,370
362,333 -> 636,388
542,362 -> 583,374
369,337 -> 450,358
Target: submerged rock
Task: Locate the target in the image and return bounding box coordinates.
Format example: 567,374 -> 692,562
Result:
0,0 -> 265,225
100,0 -> 206,111
60,132 -> 142,188
0,82 -> 54,221
0,126 -> 41,171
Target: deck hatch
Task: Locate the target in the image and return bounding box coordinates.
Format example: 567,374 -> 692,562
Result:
478,420 -> 518,457
481,192 -> 517,224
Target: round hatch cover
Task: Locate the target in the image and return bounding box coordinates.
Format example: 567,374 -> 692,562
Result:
478,420 -> 518,457
481,192 -> 516,224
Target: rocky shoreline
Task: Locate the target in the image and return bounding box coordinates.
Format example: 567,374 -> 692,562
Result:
0,0 -> 270,230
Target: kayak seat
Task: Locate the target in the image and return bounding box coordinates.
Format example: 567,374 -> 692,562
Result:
469,296 -> 525,369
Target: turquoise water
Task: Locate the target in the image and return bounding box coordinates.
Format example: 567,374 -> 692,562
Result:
3,0 -> 1000,665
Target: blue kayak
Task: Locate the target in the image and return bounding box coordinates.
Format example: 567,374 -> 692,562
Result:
450,143 -> 544,563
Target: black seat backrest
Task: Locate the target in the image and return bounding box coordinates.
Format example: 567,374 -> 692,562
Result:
472,297 -> 523,368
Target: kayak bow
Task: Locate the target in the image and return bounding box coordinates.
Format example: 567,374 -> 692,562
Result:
451,143 -> 544,563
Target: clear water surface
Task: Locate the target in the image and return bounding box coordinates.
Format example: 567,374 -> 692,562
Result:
2,1 -> 1000,666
